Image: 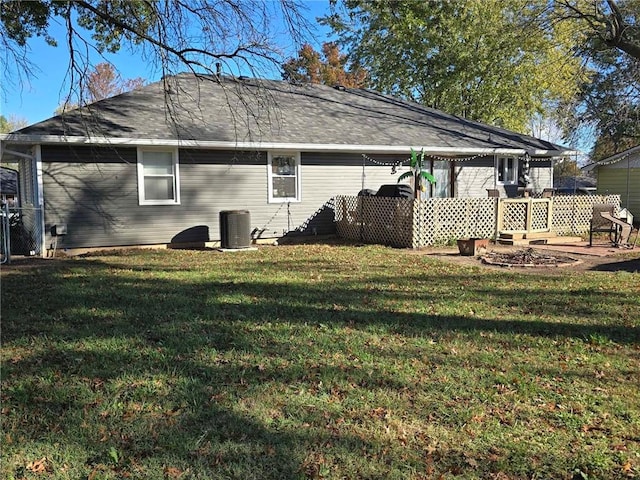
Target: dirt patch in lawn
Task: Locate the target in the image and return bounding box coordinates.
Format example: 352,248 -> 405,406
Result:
482,248 -> 581,268
415,243 -> 640,273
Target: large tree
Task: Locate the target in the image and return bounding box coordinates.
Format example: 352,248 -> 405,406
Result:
0,115 -> 28,133
323,0 -> 584,133
83,62 -> 145,104
565,37 -> 640,159
282,42 -> 367,88
0,0 -> 310,106
55,62 -> 146,113
550,0 -> 640,158
553,0 -> 640,61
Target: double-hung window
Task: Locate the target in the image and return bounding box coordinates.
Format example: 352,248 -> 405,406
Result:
137,148 -> 180,205
268,152 -> 300,203
496,156 -> 518,185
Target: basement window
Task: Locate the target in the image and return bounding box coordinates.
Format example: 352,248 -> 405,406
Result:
137,148 -> 180,205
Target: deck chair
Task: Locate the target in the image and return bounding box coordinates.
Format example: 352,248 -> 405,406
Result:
600,211 -> 634,247
589,204 -> 622,246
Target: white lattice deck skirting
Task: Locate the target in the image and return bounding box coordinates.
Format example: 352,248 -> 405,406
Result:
335,195 -> 621,248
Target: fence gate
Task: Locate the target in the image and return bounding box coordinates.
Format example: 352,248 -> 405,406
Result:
497,198 -> 552,234
0,205 -> 42,263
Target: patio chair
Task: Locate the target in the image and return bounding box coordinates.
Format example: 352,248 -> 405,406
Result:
589,204 -> 622,246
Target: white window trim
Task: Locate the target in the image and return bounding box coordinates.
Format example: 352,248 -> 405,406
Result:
496,155 -> 518,185
137,147 -> 180,205
267,151 -> 301,203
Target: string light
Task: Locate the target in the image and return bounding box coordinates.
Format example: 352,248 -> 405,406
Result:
361,152 -> 559,178
423,153 -> 485,162
362,154 -> 408,167
360,152 -> 541,165
591,151 -> 633,167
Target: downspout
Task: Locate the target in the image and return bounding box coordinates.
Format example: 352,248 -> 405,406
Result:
450,160 -> 455,197
429,158 -> 434,198
626,155 -> 631,209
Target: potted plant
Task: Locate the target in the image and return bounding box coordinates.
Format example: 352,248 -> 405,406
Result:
456,237 -> 489,256
397,148 -> 436,198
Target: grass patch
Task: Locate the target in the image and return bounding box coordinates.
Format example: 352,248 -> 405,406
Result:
1,244 -> 639,479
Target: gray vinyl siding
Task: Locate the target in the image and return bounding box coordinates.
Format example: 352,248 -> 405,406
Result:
41,146 -> 393,249
454,157 -> 495,197
596,155 -> 640,216
297,153 -> 397,236
455,157 -> 552,198
42,146 -> 139,248
42,145 -> 556,249
529,160 -> 552,192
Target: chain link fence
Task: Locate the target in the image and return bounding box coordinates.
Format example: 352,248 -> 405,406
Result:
1,206 -> 42,263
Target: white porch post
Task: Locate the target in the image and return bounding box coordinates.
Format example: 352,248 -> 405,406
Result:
33,144 -> 46,257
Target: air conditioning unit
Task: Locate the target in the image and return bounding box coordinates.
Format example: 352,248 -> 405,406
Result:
219,210 -> 251,249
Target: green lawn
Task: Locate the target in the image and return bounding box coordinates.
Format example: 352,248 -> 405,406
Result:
1,245 -> 639,479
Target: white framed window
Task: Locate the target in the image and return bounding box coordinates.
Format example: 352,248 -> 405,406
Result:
268,152 -> 301,203
496,156 -> 518,185
137,148 -> 180,205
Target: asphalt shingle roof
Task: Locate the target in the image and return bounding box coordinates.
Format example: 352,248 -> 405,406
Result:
14,74 -> 570,154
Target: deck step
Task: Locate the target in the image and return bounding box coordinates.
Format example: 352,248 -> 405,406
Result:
497,235 -> 582,246
524,232 -> 556,239
498,232 -> 557,240
499,233 -> 524,240
497,238 -> 543,246
544,236 -> 582,244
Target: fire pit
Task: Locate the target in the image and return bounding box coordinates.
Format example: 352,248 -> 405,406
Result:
482,248 -> 581,268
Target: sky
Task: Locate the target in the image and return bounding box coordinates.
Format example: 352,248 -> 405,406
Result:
0,1 -> 590,156
1,1 -> 334,126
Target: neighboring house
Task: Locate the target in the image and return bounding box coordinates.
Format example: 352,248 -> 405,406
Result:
554,175 -> 597,195
0,74 -> 575,253
0,167 -> 19,206
584,145 -> 640,221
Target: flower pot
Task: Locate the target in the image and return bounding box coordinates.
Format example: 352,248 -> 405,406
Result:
457,238 -> 489,256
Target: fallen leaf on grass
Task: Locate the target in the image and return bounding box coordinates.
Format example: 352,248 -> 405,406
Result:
622,461 -> 633,473
164,466 -> 184,478
88,465 -> 104,480
26,457 -> 51,474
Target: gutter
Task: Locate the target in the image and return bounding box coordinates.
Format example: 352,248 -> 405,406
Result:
590,145 -> 640,167
0,134 -> 578,158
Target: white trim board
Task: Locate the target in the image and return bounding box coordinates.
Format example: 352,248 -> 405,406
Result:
0,134 -> 578,157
